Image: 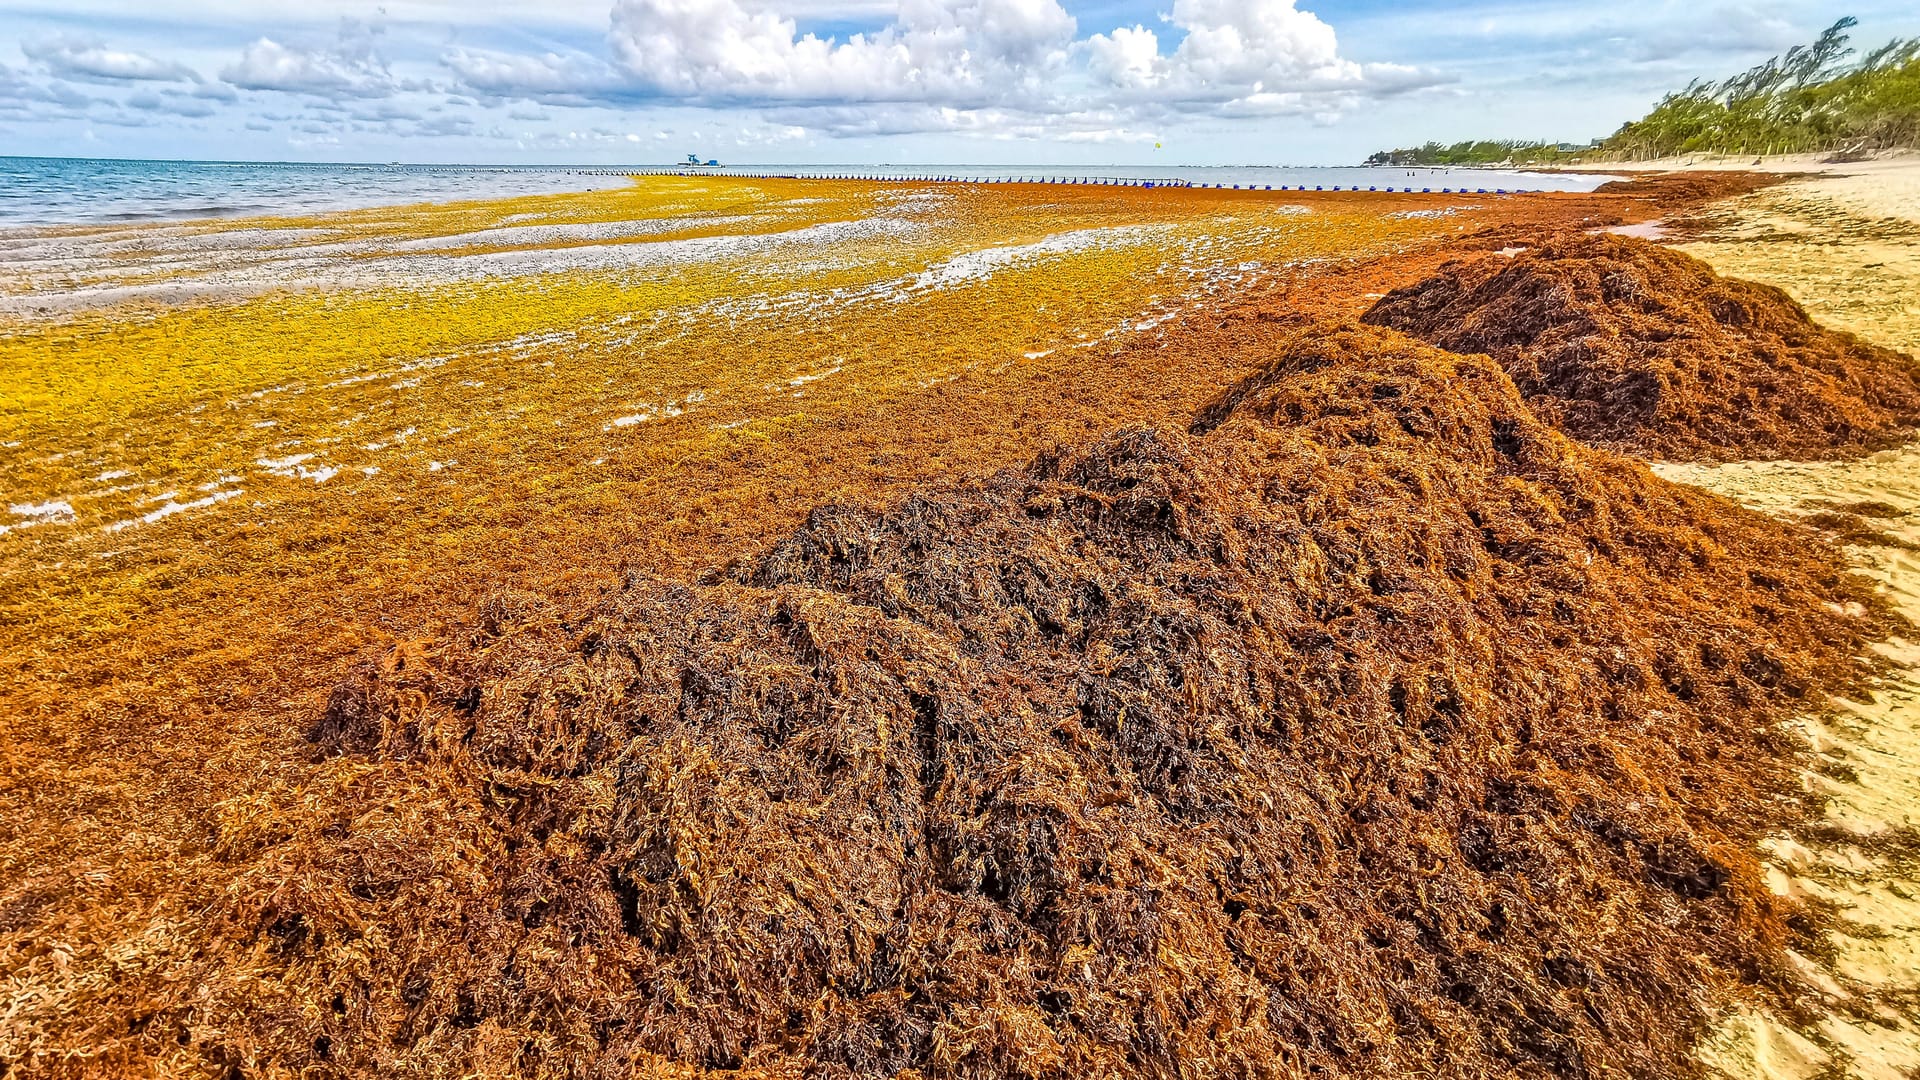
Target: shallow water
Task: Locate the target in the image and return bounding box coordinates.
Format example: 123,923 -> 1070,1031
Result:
0,157 -> 633,228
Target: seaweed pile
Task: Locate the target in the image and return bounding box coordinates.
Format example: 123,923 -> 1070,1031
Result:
186,324 -> 1892,1079
1362,232 -> 1920,460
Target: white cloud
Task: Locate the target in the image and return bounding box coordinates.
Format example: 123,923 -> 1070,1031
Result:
758,98 -> 1151,142
605,0 -> 1076,105
1086,0 -> 1431,111
221,20 -> 400,98
1087,25 -> 1161,89
1164,0 -> 1351,89
428,0 -> 1430,138
126,90 -> 217,116
24,37 -> 202,83
0,0 -> 1473,152
414,113 -> 476,136
224,38 -> 368,94
0,60 -> 101,120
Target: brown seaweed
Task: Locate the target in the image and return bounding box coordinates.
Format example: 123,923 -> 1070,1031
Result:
1363,232 -> 1920,460
167,324 -> 1895,1080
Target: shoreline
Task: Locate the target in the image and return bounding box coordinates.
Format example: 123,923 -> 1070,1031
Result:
1653,154 -> 1920,1078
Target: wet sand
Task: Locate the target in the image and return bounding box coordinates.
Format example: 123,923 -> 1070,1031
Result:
1650,157 -> 1920,1078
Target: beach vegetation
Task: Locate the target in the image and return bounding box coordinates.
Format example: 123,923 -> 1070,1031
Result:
1366,16 -> 1920,163
1604,17 -> 1920,158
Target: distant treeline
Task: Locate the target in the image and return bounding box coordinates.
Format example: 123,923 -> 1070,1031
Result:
1365,17 -> 1920,164
1363,141 -> 1591,167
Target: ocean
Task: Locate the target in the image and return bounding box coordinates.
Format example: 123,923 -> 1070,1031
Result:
0,156 -> 1619,229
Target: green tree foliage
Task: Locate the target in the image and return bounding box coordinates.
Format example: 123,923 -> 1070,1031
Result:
1602,17 -> 1920,158
1362,17 -> 1920,165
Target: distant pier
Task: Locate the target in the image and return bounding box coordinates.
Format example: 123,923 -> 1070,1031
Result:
609,167 -> 1516,195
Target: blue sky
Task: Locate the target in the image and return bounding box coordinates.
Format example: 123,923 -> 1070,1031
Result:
2,0 -> 1916,164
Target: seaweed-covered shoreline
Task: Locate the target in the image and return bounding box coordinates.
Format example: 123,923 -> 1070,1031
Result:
7,174 -> 1914,1078
166,323 -> 1894,1079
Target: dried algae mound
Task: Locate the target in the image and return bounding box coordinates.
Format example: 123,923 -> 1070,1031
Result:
189,325 -> 1891,1080
1362,231 -> 1920,460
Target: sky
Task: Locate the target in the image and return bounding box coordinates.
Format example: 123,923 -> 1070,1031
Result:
1,0 -> 1916,164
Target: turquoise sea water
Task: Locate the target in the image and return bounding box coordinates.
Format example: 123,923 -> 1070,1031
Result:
0,156 -> 1619,229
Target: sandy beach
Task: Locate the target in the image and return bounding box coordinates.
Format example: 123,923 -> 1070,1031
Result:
1628,155 -> 1920,1078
